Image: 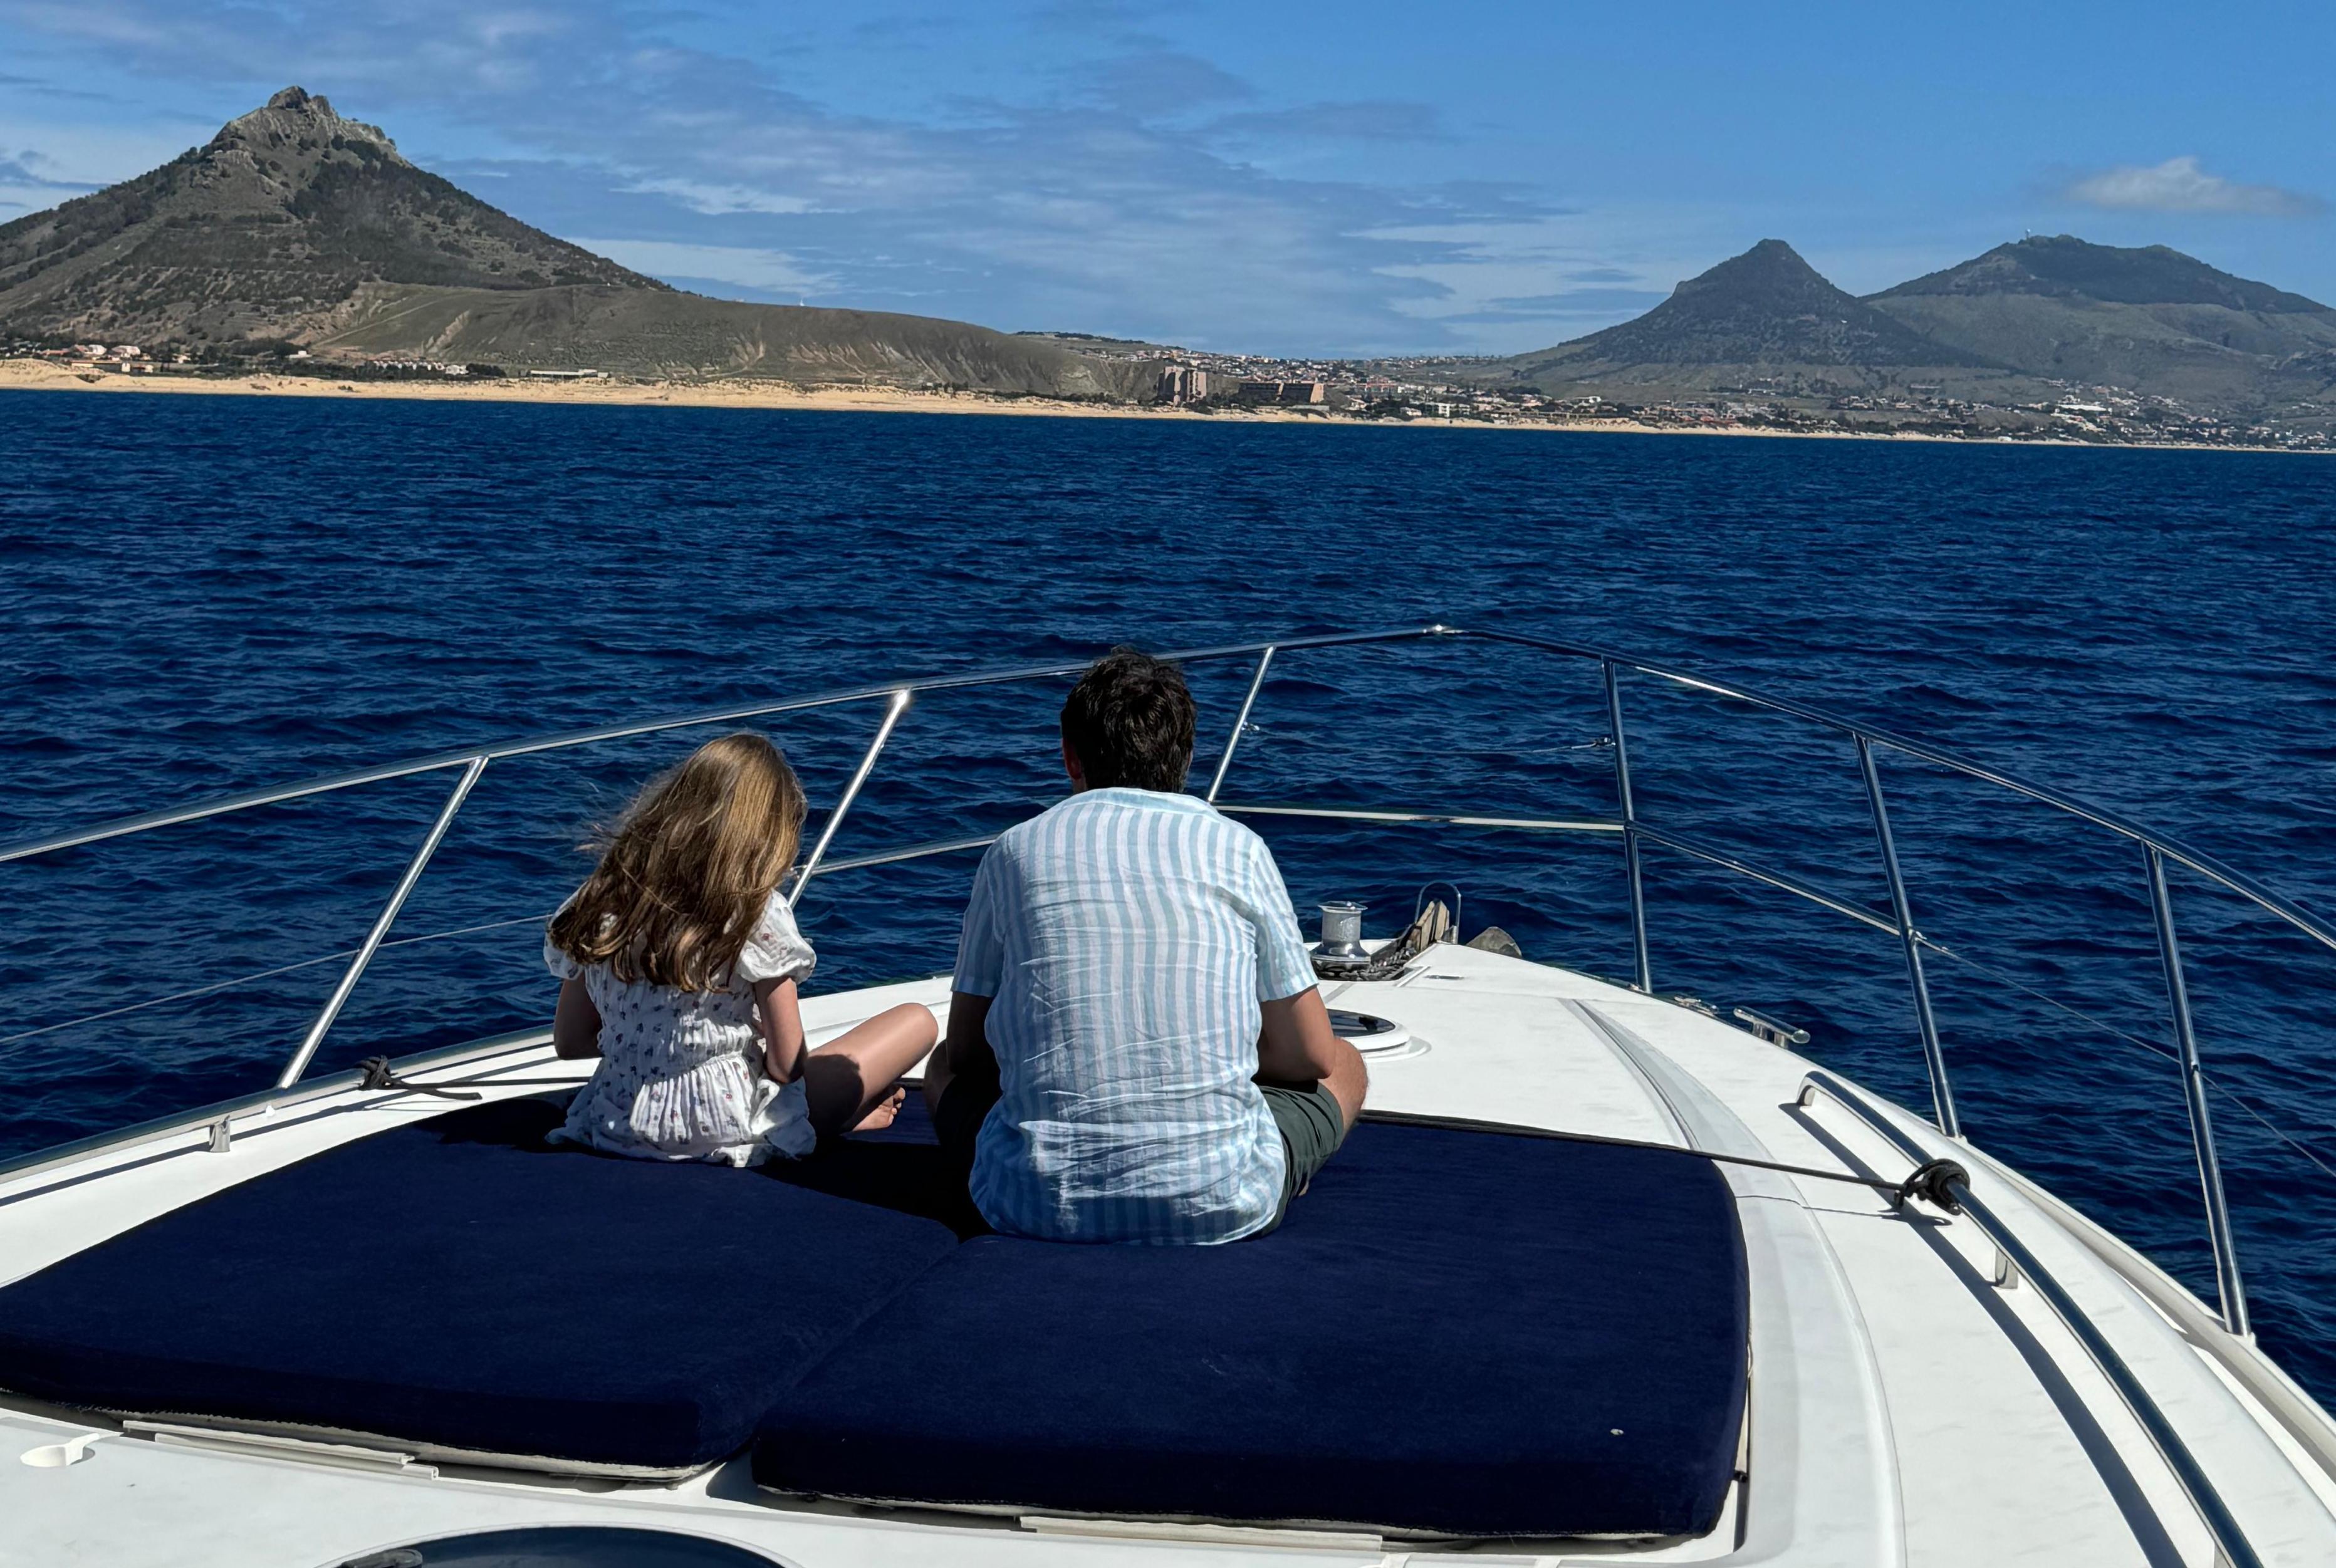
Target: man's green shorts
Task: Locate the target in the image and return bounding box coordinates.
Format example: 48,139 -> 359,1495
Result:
1256,1079 -> 1348,1233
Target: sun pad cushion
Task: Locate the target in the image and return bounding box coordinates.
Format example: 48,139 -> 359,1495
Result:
0,1096 -> 959,1471
754,1119 -> 1748,1538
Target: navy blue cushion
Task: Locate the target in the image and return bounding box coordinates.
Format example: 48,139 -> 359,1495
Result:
758,1094 -> 988,1237
0,1096 -> 959,1471
753,1119 -> 1748,1539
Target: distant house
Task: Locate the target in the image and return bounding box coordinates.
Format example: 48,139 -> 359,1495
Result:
525,368 -> 607,380
1236,379 -> 1327,406
1156,365 -> 1211,403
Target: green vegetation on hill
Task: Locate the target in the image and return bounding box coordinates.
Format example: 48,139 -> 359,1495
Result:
1459,234 -> 2336,425
1874,236 -> 2325,313
0,86 -> 1140,396
0,88 -> 655,347
306,283 -> 1145,395
1863,237 -> 2336,412
1521,239 -> 1989,372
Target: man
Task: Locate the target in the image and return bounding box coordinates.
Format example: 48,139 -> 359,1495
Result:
924,647 -> 1367,1243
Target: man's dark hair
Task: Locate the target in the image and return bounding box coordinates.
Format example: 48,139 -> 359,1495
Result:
1061,646 -> 1198,792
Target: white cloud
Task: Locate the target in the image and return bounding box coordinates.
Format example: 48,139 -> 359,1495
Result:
571,237 -> 832,295
0,1 -> 1582,353
2063,156 -> 2322,217
618,178 -> 816,216
1357,210 -> 1760,351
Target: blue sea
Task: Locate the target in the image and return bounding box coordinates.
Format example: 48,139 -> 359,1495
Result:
4,390 -> 2333,1394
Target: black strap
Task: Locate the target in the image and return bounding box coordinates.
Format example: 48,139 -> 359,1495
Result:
1360,1107 -> 1967,1213
1892,1158 -> 1969,1214
358,1056 -> 482,1101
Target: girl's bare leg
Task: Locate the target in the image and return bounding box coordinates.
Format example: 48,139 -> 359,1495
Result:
801,1003 -> 941,1141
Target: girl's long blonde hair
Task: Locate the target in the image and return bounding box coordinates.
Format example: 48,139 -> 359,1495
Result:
547,731 -> 808,991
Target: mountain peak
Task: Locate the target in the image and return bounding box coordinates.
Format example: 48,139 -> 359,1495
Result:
212,85 -> 403,163
1874,235 -> 2327,313
0,86 -> 660,346
1669,239 -> 1840,308
1686,237 -> 1814,279
1526,239 -> 1991,369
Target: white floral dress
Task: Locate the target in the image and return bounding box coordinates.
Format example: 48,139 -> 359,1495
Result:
545,891 -> 819,1166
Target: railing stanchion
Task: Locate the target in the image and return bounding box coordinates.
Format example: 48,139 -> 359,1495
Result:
277,756 -> 488,1088
2146,845 -> 2250,1336
1206,646 -> 1275,804
790,688 -> 912,911
1857,737 -> 1959,1137
1603,660 -> 1652,992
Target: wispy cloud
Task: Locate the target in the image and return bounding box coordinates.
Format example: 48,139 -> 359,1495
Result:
1361,210 -> 1761,351
618,179 -> 818,217
1068,48 -> 1252,117
0,146 -> 96,189
0,1 -> 1585,353
571,237 -> 831,296
0,69 -> 108,101
2063,156 -> 2323,217
1201,101 -> 1442,145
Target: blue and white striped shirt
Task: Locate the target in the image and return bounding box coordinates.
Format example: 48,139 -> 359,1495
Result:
952,787 -> 1319,1244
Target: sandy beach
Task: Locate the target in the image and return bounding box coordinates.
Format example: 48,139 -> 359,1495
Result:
5,357 -> 2306,454
0,356 -> 1189,419
0,356 -> 1855,440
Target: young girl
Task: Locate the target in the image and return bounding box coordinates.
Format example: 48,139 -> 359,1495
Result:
544,730 -> 937,1166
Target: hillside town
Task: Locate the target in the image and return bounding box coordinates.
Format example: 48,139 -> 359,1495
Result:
6,331 -> 2327,453
1083,338 -> 2333,451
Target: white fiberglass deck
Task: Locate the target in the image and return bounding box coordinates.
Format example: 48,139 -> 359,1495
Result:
5,945 -> 2334,1567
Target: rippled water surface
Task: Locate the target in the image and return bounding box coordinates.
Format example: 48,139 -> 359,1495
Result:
4,390 -> 2334,1393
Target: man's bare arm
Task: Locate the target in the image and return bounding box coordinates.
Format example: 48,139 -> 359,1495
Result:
1258,988 -> 1367,1129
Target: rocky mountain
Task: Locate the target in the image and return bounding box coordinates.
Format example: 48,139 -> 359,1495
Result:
1476,234 -> 2336,420
0,88 -> 1139,395
0,89 -> 656,343
1474,240 -> 2010,402
1530,240 -> 1986,371
1865,236 -> 2336,411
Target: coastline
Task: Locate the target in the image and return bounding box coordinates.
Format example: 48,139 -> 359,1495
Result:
0,358 -> 2313,455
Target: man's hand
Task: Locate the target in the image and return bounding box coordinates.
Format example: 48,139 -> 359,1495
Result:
924,990 -> 996,1114
1258,988 -> 1367,1129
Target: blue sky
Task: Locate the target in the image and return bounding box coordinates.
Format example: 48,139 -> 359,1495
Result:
3,2 -> 2331,356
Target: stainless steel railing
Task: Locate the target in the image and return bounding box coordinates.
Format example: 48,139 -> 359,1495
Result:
6,621 -> 2332,1337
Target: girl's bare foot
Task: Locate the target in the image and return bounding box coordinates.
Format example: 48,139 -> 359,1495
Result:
851,1086 -> 905,1133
